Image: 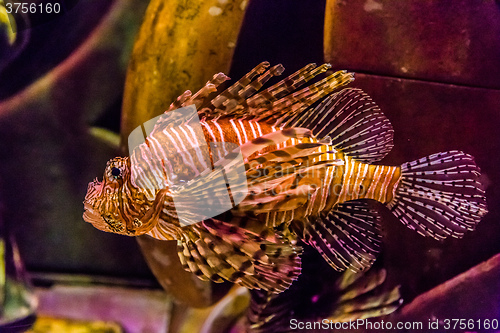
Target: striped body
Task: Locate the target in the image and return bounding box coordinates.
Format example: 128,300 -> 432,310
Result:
199,119 -> 401,226
120,116 -> 402,239
201,118 -> 401,206
265,156 -> 401,227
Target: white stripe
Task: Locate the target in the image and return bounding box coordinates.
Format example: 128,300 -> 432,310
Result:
238,119 -> 249,143
230,119 -> 244,145
306,187 -> 318,216
146,135 -> 175,180
280,210 -> 287,225
366,165 -> 383,199
319,164 -> 336,212
355,163 -> 369,197
379,166 -> 396,202
131,155 -> 157,198
248,121 -> 258,139
255,121 -> 264,137
211,120 -> 229,156
163,128 -> 199,175
133,138 -> 168,191
338,157 -> 355,203
178,124 -> 209,170
201,120 -> 222,161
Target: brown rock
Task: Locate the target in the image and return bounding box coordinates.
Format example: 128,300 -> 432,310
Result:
325,0 -> 500,89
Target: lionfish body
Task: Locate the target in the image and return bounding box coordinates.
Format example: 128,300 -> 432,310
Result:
83,62 -> 488,292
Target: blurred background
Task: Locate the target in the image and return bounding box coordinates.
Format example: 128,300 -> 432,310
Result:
0,0 -> 499,331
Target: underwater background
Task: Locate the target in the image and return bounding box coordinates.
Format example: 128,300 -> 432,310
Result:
0,0 -> 499,331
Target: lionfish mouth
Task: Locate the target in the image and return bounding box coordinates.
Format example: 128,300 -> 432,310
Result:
83,201 -> 104,225
83,179 -> 107,229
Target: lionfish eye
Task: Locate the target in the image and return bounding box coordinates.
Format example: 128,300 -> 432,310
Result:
111,167 -> 122,178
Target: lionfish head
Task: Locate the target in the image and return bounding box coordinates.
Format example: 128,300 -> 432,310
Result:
83,157 -> 154,236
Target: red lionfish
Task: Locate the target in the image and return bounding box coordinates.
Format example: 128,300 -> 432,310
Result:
83,62 -> 488,292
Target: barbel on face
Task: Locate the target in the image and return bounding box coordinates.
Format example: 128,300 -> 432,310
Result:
83,62 -> 488,292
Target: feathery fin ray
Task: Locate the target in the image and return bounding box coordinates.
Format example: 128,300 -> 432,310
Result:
291,200 -> 382,272
176,219 -> 302,292
387,151 -> 488,240
283,88 -> 394,163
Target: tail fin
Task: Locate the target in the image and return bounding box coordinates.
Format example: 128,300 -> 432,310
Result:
387,151 -> 488,240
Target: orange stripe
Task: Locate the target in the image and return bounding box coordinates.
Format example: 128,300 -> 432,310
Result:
365,165 -> 383,198
319,163 -> 336,211
386,167 -> 402,203
357,164 -> 401,204
378,166 -> 396,202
